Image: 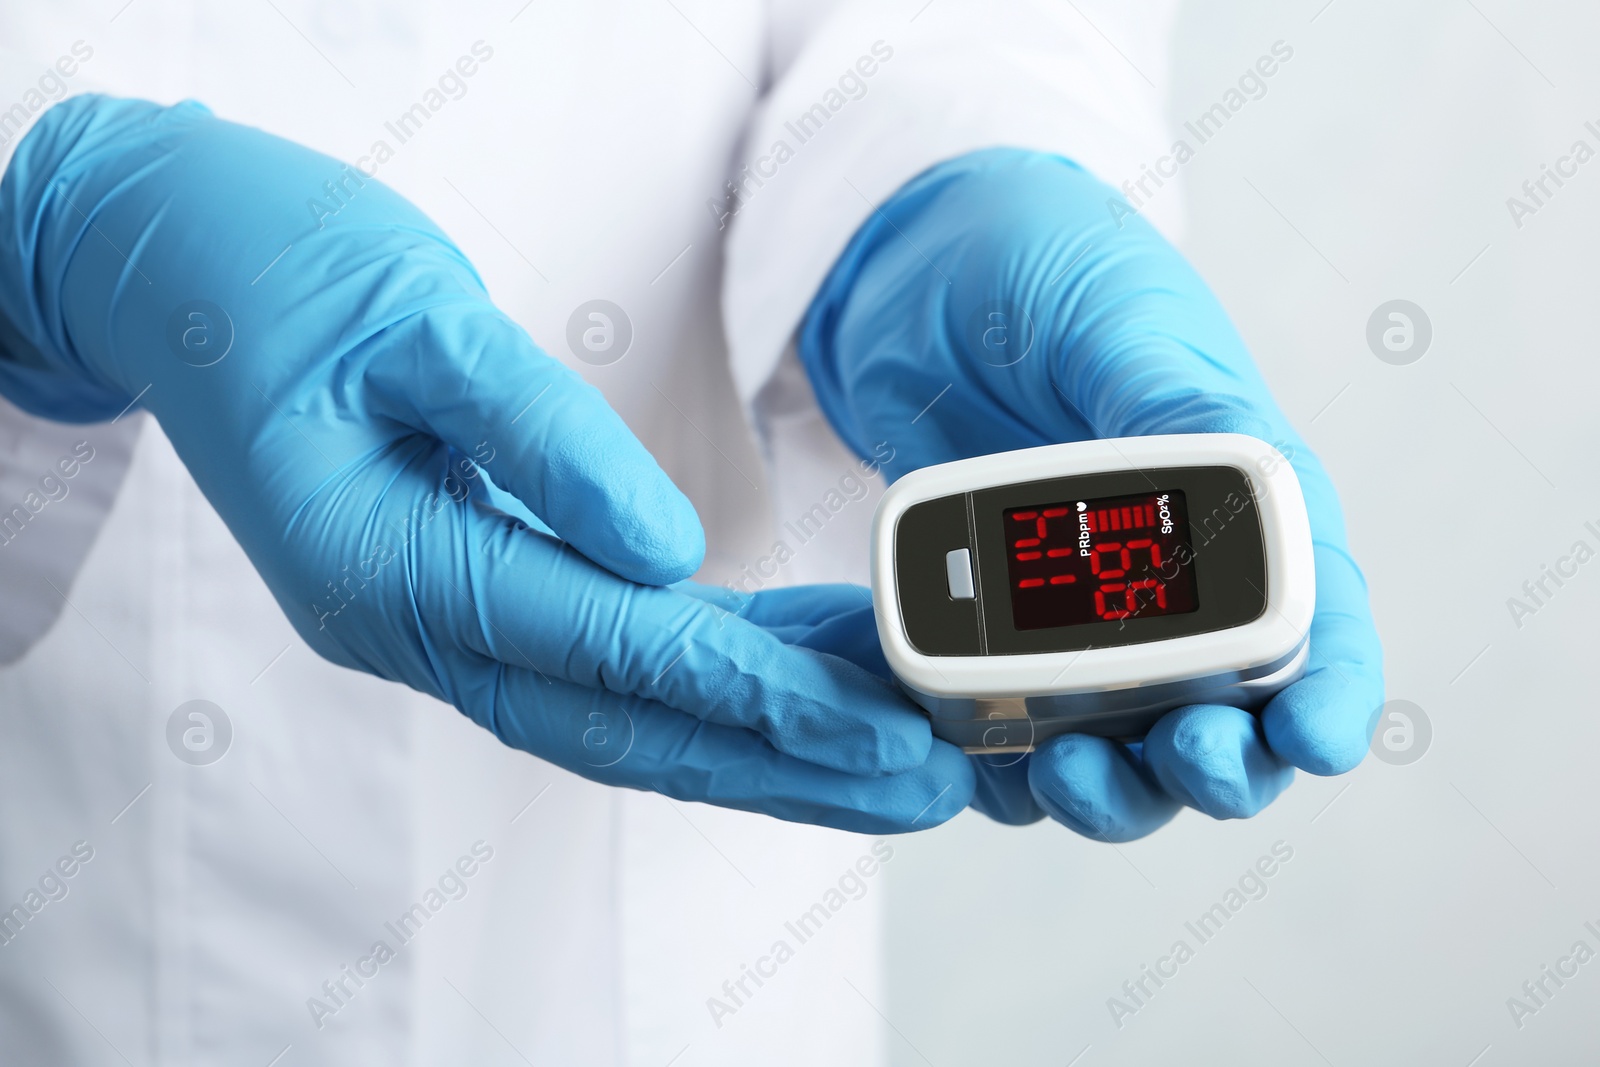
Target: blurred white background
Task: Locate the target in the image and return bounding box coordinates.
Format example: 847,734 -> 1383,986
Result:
885,1 -> 1600,1063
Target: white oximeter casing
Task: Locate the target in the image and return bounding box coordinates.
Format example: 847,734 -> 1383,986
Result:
870,434 -> 1315,753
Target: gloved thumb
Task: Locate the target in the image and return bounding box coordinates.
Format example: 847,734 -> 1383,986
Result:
368,303 -> 704,585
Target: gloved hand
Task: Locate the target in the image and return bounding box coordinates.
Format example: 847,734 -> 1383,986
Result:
798,147 -> 1383,840
0,95 -> 974,832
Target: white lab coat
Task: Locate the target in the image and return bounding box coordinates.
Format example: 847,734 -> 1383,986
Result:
0,3 -> 1178,1063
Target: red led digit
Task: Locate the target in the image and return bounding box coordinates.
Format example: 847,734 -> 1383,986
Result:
1015,537 -> 1040,548
1126,579 -> 1162,613
1016,551 -> 1041,560
1019,578 -> 1044,588
1094,582 -> 1129,619
1049,575 -> 1076,585
1090,543 -> 1125,580
1012,511 -> 1038,521
1127,538 -> 1160,568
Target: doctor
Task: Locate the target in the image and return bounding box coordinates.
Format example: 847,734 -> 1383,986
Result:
0,3 -> 1381,1065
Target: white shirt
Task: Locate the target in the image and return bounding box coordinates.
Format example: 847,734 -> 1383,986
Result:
0,3 -> 1178,1063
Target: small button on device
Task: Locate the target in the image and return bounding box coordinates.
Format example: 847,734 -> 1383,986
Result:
945,548 -> 976,599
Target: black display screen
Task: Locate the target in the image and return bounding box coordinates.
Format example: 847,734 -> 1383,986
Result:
1002,490 -> 1200,631
893,464 -> 1265,658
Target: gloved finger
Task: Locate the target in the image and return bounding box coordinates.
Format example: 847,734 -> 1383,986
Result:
777,603 -> 1052,827
449,507 -> 934,777
666,582 -> 849,647
667,581 -> 874,632
737,583 -> 876,628
670,579 -> 749,615
928,153 -> 1287,443
1262,541 -> 1385,774
1141,705 -> 1295,820
1044,280 -> 1282,444
970,759 -> 1046,825
446,652 -> 975,833
813,149 -> 1278,448
1027,734 -> 1181,842
367,304 -> 704,586
778,599 -> 894,681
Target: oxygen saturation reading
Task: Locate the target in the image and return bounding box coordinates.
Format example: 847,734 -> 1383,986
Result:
1003,490 -> 1200,631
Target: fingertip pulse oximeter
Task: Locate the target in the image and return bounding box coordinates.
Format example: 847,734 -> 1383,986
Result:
870,434 -> 1315,752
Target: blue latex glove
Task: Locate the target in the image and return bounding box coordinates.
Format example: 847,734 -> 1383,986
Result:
798,147 -> 1384,841
0,96 -> 974,832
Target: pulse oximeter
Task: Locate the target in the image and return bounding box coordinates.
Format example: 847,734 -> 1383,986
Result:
870,434 -> 1314,752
